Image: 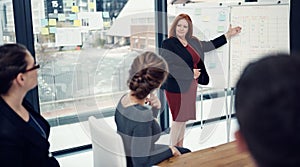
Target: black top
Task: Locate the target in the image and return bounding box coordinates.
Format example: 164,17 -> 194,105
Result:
160,35 -> 227,93
114,99 -> 173,167
28,113 -> 47,139
0,97 -> 60,167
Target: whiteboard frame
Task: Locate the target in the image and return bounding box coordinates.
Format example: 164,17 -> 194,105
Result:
228,2 -> 290,88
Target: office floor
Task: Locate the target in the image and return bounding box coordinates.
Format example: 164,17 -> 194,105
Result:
55,118 -> 239,167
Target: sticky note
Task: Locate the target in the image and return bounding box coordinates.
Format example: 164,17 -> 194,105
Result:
41,19 -> 48,27
219,14 -> 226,21
73,20 -> 81,26
103,21 -> 111,28
194,8 -> 201,15
58,14 -> 66,21
41,28 -> 49,35
102,12 -> 110,19
202,16 -> 210,22
217,26 -> 225,32
68,14 -> 77,20
72,6 -> 79,13
49,27 -> 57,33
89,2 -> 95,9
208,62 -> 216,69
48,19 -> 57,26
65,0 -> 73,7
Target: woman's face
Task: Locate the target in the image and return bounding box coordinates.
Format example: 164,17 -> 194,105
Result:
176,19 -> 189,39
23,51 -> 38,89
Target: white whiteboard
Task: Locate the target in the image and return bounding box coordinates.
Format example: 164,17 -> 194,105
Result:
77,12 -> 104,31
175,3 -> 231,89
229,4 -> 290,87
55,28 -> 82,47
173,3 -> 290,88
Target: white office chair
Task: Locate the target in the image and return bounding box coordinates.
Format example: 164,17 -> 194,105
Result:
88,116 -> 126,167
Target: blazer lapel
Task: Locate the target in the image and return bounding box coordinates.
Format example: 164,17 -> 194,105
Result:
173,38 -> 194,66
189,38 -> 205,61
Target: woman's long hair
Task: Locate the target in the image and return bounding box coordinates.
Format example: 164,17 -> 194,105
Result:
168,13 -> 193,40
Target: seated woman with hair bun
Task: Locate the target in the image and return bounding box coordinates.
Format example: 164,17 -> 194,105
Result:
115,51 -> 191,167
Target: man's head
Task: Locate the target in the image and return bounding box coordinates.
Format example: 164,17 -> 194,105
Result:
235,54 -> 300,167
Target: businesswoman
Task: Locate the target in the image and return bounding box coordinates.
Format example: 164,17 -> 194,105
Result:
0,43 -> 60,167
115,51 -> 190,167
161,13 -> 241,147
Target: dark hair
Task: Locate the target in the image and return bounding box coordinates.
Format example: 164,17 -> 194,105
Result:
127,51 -> 168,99
0,43 -> 28,94
169,13 -> 193,40
235,53 -> 300,167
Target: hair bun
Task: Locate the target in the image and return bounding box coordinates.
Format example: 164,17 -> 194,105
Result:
127,52 -> 168,99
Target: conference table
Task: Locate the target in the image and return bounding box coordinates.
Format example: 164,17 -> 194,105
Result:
158,141 -> 255,167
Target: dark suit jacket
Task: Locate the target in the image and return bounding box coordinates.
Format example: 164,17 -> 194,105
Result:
160,35 -> 227,93
0,97 -> 60,167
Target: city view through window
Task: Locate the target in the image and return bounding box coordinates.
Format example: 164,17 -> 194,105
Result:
1,0 -> 267,152
34,0 -> 159,151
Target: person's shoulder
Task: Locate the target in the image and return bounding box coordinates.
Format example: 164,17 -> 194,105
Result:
0,108 -> 20,137
118,104 -> 154,122
190,36 -> 200,42
162,37 -> 179,49
189,36 -> 202,47
163,37 -> 177,43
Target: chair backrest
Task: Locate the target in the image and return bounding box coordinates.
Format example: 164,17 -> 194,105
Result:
88,116 -> 126,167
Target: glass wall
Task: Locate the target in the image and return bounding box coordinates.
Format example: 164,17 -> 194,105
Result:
27,0 -> 274,153
30,0 -> 231,152
0,0 -> 15,44
30,0 -> 158,152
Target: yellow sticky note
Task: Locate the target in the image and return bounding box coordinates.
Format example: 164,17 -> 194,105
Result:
72,6 -> 79,13
202,16 -> 210,22
48,19 -> 57,26
73,20 -> 81,26
103,21 -> 111,28
41,28 -> 49,35
89,2 -> 95,9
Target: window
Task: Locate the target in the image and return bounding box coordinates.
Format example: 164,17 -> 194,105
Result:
0,0 -> 15,44
30,0 -> 152,152
27,0 -> 251,153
